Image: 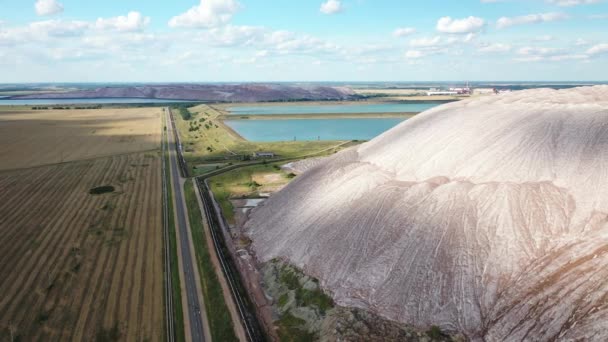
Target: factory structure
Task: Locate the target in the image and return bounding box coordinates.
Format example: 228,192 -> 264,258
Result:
426,84 -> 512,96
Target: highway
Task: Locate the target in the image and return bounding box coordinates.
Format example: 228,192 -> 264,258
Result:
162,110 -> 175,342
165,105 -> 343,342
165,109 -> 208,342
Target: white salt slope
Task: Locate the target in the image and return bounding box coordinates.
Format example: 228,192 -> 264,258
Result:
245,86 -> 608,341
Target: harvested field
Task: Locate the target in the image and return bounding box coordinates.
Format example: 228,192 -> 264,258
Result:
0,152 -> 164,341
0,107 -> 161,170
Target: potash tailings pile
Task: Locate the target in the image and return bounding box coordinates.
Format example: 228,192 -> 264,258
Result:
245,86 -> 608,341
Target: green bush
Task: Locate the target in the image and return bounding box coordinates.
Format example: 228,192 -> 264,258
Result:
89,185 -> 115,195
95,323 -> 121,342
175,106 -> 192,120
280,269 -> 300,290
427,325 -> 448,340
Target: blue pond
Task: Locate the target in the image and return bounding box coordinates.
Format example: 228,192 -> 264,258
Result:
224,118 -> 406,142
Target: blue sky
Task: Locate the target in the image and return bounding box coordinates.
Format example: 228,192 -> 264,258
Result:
0,0 -> 607,82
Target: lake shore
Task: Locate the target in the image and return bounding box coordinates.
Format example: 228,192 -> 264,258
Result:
218,112 -> 418,120
214,98 -> 456,109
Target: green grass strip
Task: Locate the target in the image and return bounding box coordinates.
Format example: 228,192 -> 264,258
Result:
184,179 -> 238,342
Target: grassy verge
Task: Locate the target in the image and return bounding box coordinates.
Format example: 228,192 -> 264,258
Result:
165,120 -> 186,342
183,179 -> 238,342
175,104 -> 348,171
209,162 -> 293,224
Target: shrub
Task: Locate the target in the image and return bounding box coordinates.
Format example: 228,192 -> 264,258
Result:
89,185 -> 115,195
427,325 -> 448,340
95,323 -> 121,342
175,106 -> 192,120
37,312 -> 49,323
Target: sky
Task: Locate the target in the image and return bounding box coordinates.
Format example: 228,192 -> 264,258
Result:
0,0 -> 607,82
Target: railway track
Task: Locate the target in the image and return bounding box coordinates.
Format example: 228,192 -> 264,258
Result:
170,106 -> 349,342
167,107 -> 265,341
195,177 -> 266,342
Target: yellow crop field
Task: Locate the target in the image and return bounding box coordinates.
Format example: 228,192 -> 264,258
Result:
0,108 -> 161,171
0,107 -> 164,341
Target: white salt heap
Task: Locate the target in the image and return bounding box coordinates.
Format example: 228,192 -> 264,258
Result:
245,86 -> 608,341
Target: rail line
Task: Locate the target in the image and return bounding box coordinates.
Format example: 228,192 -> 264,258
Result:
168,107 -> 265,341
169,106 -> 351,342
195,177 -> 266,342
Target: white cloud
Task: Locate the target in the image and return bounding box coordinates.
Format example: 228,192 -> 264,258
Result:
405,50 -> 425,59
95,12 -> 150,32
30,20 -> 90,37
589,13 -> 608,19
436,16 -> 485,33
35,0 -> 64,16
320,0 -> 344,15
410,36 -> 441,47
478,43 -> 511,53
513,45 -> 590,62
546,0 -> 602,6
575,38 -> 591,46
496,12 -> 568,29
587,43 -> 608,55
514,56 -> 545,62
169,0 -> 240,28
534,35 -> 555,41
194,25 -> 342,57
518,46 -> 563,56
198,25 -> 265,47
549,54 -> 589,60
393,27 -> 416,37
516,53 -> 589,62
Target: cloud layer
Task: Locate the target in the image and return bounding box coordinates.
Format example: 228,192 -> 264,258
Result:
320,0 -> 344,15
437,16 -> 485,33
497,12 -> 568,29
35,0 -> 64,16
169,0 -> 240,28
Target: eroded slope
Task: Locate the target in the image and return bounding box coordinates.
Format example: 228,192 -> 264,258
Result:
245,86 -> 608,340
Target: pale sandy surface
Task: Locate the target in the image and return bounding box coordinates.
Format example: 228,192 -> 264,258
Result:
246,86 -> 608,341
0,108 -> 161,170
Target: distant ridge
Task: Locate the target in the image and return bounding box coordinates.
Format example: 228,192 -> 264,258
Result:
10,84 -> 356,102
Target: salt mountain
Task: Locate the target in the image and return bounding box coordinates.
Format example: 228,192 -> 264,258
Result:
245,86 -> 608,341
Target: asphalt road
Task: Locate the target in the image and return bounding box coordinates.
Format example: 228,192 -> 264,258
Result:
162,113 -> 175,342
166,111 -> 207,342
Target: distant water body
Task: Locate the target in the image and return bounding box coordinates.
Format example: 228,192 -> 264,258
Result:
224,118 -> 406,142
0,98 -> 197,106
227,102 -> 441,115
